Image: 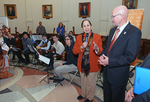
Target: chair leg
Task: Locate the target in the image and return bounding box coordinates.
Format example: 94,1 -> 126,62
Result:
68,70 -> 78,85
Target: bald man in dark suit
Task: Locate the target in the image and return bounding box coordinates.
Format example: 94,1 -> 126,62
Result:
99,5 -> 141,102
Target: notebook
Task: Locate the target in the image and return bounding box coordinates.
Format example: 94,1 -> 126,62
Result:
134,66 -> 150,95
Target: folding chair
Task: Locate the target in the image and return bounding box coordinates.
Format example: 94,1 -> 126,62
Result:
65,69 -> 79,85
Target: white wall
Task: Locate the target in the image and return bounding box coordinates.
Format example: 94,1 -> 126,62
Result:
0,0 -> 150,38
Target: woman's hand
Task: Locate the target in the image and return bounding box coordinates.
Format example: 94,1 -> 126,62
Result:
0,42 -> 2,46
80,42 -> 88,50
93,42 -> 99,52
58,60 -> 63,67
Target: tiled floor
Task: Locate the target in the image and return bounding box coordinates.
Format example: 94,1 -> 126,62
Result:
0,56 -> 143,102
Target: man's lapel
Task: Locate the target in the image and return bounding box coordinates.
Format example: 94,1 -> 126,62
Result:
110,22 -> 132,51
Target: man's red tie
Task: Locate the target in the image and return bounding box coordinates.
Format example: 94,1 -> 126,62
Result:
107,28 -> 120,56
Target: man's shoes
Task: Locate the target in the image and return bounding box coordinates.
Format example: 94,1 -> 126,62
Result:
12,57 -> 15,60
33,62 -> 38,65
84,99 -> 93,102
53,80 -> 57,83
77,95 -> 84,100
25,61 -> 30,65
49,76 -> 64,83
39,62 -> 43,65
18,60 -> 25,63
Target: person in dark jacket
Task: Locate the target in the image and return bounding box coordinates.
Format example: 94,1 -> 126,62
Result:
50,35 -> 78,81
15,32 -> 33,64
126,87 -> 150,102
126,59 -> 150,102
8,34 -> 17,60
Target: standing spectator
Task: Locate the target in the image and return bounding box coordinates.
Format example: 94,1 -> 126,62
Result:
36,21 -> 46,35
57,22 -> 64,41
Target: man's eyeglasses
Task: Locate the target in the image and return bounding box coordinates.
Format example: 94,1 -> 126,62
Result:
65,39 -> 70,41
111,14 -> 121,18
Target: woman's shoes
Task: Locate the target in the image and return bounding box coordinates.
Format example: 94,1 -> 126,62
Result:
77,95 -> 93,102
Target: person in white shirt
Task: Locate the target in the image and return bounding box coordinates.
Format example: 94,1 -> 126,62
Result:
45,34 -> 65,71
29,30 -> 36,46
37,34 -> 51,56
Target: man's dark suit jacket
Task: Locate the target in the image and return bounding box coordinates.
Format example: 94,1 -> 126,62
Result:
101,22 -> 141,86
8,37 -> 17,47
80,9 -> 88,15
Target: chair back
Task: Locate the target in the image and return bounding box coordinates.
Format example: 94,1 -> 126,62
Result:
73,26 -> 75,36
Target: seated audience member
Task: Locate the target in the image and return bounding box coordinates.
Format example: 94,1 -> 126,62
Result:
29,30 -> 36,46
126,87 -> 150,102
68,31 -> 76,41
46,34 -> 65,70
126,59 -> 150,102
50,35 -> 78,82
36,21 -> 46,35
15,32 -> 22,39
8,34 -> 17,60
57,22 -> 64,41
1,25 -> 9,36
15,32 -> 33,64
0,29 -> 13,79
37,34 -> 51,56
0,29 -> 9,46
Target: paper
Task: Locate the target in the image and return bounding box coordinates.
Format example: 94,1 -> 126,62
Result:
33,47 -> 40,55
39,55 -> 50,65
1,42 -> 9,51
11,47 -> 18,52
32,35 -> 42,41
27,45 -> 34,53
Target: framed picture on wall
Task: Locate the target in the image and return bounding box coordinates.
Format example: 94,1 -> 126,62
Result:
122,0 -> 138,9
79,2 -> 91,18
4,4 -> 17,18
42,5 -> 53,18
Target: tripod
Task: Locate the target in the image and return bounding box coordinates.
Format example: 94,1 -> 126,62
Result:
32,46 -> 51,84
39,67 -> 50,84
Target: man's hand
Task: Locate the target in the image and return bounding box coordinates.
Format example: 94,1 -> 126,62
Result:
98,54 -> 109,66
126,87 -> 135,102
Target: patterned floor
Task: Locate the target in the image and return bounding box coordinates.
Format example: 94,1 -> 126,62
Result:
0,56 -> 143,102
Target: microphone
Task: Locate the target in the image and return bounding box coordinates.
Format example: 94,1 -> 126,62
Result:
85,33 -> 88,42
